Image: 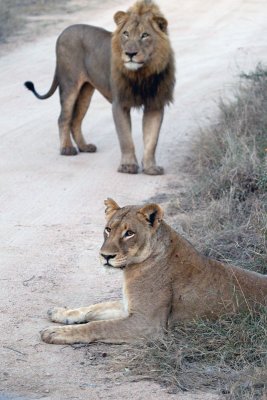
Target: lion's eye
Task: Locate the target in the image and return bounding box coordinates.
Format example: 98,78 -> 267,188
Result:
125,230 -> 135,238
105,227 -> 111,235
123,31 -> 129,38
141,32 -> 149,39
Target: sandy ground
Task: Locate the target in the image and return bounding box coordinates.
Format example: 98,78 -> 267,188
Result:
1,0 -> 267,399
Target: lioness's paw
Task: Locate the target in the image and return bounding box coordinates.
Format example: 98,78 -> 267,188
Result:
143,165 -> 164,175
79,143 -> 97,153
60,146 -> 78,156
41,326 -> 72,344
47,307 -> 71,324
118,163 -> 139,174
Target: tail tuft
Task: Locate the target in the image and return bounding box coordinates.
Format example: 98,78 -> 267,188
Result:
24,81 -> 35,92
23,75 -> 58,99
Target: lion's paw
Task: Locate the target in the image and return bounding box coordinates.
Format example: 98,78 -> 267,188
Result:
41,326 -> 71,344
60,146 -> 78,156
118,163 -> 139,174
47,307 -> 71,324
143,165 -> 164,175
79,143 -> 97,153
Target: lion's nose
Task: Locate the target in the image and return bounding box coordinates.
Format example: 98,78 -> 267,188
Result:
101,254 -> 116,262
125,51 -> 138,59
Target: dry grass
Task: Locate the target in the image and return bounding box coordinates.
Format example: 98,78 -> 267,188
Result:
119,65 -> 267,398
122,309 -> 267,398
174,64 -> 267,274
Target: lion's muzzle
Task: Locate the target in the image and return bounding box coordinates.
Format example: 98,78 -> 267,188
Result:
100,253 -> 117,267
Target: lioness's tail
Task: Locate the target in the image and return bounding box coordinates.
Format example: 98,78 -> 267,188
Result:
24,72 -> 58,100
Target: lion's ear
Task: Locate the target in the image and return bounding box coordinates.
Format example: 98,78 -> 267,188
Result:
153,16 -> 168,33
138,204 -> 164,230
114,11 -> 128,26
104,198 -> 120,220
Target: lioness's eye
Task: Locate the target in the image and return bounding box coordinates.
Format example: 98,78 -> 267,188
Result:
141,32 -> 149,39
105,227 -> 111,235
125,230 -> 135,238
123,31 -> 129,38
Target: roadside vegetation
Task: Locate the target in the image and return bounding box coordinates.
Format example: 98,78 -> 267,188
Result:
121,64 -> 267,399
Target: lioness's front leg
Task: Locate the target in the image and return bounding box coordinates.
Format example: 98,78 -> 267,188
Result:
47,301 -> 127,325
112,102 -> 139,174
41,315 -> 152,344
142,108 -> 164,175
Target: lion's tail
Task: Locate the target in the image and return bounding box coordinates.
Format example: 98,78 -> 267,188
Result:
24,71 -> 58,100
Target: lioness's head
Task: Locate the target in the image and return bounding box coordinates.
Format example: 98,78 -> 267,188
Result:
112,0 -> 171,75
100,198 -> 163,269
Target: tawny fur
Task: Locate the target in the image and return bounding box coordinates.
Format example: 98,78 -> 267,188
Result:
41,199 -> 267,345
24,0 -> 175,175
111,1 -> 175,110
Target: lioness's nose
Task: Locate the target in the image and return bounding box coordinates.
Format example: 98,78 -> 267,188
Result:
101,254 -> 116,262
125,51 -> 138,59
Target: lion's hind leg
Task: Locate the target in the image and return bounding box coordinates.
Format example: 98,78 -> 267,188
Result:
58,86 -> 80,156
47,301 -> 127,325
71,83 -> 97,153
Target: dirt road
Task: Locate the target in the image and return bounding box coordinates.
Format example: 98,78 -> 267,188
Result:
1,1 -> 267,399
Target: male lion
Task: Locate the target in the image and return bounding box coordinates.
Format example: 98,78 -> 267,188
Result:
24,0 -> 175,175
41,199 -> 267,345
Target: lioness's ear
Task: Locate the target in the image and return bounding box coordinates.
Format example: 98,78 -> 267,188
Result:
114,11 -> 127,26
153,16 -> 168,33
138,204 -> 164,230
104,198 -> 120,220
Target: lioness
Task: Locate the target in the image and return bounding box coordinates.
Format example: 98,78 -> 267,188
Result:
24,0 -> 175,175
41,199 -> 267,345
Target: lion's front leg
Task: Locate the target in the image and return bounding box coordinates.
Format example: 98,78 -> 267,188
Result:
41,316 -> 153,345
47,301 -> 127,325
142,108 -> 164,175
112,102 -> 139,174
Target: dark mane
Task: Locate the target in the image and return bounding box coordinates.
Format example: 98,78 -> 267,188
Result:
114,59 -> 175,110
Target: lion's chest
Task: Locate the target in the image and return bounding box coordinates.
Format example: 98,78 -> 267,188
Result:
122,281 -> 129,313
122,265 -> 172,320
114,66 -> 173,110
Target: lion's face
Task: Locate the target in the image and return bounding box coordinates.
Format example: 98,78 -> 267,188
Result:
112,1 -> 170,75
120,22 -> 155,71
99,199 -> 163,269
